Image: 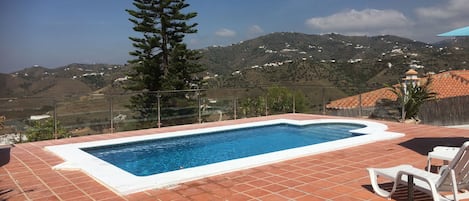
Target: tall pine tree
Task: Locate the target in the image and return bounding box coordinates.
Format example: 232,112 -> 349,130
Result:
125,0 -> 203,127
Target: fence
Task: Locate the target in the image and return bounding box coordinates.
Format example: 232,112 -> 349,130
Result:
1,88 -> 468,144
327,95 -> 469,126
419,95 -> 469,126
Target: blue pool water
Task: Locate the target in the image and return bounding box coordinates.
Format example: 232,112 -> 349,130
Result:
83,123 -> 364,176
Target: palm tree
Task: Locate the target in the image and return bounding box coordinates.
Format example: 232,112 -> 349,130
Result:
387,78 -> 437,121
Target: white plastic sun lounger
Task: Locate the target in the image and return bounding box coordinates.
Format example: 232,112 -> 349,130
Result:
368,141 -> 469,201
427,146 -> 460,172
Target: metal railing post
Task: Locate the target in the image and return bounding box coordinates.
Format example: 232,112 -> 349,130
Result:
292,95 -> 296,114
233,97 -> 237,120
197,89 -> 201,124
109,96 -> 114,133
358,93 -> 362,117
53,100 -> 57,139
322,87 -> 326,115
157,93 -> 161,128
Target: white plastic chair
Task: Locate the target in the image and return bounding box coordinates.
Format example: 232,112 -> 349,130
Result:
427,146 -> 460,172
367,141 -> 469,201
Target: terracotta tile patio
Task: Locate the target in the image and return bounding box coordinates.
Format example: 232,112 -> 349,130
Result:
1,114 -> 468,201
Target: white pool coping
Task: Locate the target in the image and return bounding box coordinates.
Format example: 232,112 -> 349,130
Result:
45,118 -> 404,195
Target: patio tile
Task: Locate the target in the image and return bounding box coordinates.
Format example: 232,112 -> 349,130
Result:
2,114 -> 468,200
96,196 -> 128,201
189,192 -> 221,201
279,171 -> 303,179
232,175 -> 258,183
243,187 -> 271,198
55,189 -> 87,200
261,183 -> 287,193
176,186 -> 205,197
61,195 -> 95,201
333,195 -> 368,201
292,175 -> 317,183
249,171 -> 272,179
223,192 -> 252,201
247,179 -> 272,187
147,189 -> 188,200
88,190 -> 122,201
231,183 -> 254,193
278,179 -> 304,188
277,188 -> 308,199
258,193 -> 289,201
124,191 -> 155,201
75,181 -> 110,194
213,179 -> 236,188
328,184 -> 359,195
295,194 -> 327,201
51,183 -> 80,191
263,175 -> 289,183
29,194 -> 61,201
313,187 -> 347,199
209,188 -> 234,198
296,183 -> 325,193
25,189 -> 57,200
197,182 -> 223,192
0,190 -> 28,201
265,166 -> 289,175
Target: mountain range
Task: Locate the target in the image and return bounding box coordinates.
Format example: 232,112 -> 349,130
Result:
1,32 -> 469,107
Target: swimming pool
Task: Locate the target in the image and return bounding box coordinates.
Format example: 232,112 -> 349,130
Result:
46,118 -> 404,195
83,123 -> 364,176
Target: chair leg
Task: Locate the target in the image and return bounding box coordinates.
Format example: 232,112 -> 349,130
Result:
367,168 -> 396,198
450,170 -> 459,201
427,156 -> 432,172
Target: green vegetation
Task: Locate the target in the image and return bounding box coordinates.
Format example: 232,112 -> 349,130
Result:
125,0 -> 203,127
238,86 -> 307,117
387,79 -> 437,121
80,75 -> 106,90
25,118 -> 68,142
266,86 -> 306,114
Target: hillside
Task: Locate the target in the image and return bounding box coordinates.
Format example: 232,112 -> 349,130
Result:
1,63 -> 129,98
1,32 -> 468,120
200,32 -> 469,95
201,33 -> 413,75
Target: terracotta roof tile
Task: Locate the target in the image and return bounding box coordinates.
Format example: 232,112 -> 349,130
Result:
327,70 -> 469,109
327,87 -> 397,109
428,70 -> 469,99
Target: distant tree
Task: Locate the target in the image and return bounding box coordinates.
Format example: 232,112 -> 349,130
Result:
81,75 -> 105,89
266,86 -> 306,114
387,78 -> 437,121
292,90 -> 307,112
125,0 -> 203,126
239,86 -> 307,117
25,118 -> 68,142
240,97 -> 266,117
267,86 -> 292,114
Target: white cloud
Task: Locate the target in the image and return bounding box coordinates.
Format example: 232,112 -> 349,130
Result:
416,7 -> 455,20
306,9 -> 412,32
248,25 -> 264,35
413,0 -> 469,41
215,28 -> 236,37
415,0 -> 469,27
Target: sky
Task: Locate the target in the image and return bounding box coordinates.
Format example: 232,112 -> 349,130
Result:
1,0 -> 469,73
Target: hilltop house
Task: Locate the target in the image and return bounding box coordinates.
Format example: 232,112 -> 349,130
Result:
326,69 -> 469,125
